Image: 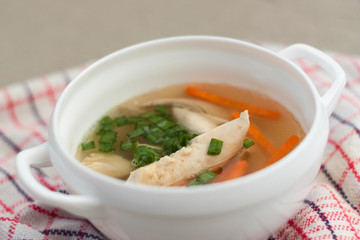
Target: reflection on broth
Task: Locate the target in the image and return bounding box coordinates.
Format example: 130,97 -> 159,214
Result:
75,83 -> 305,186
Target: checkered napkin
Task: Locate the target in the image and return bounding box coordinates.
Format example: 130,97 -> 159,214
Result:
1,47 -> 360,240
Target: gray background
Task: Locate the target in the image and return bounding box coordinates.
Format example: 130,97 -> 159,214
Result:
1,0 -> 359,87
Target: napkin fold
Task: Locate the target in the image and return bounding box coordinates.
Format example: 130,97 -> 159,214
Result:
1,46 -> 359,239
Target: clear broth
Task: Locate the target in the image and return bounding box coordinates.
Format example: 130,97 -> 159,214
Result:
76,82 -> 305,181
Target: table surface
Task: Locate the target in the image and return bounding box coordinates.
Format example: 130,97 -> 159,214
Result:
1,0 -> 360,87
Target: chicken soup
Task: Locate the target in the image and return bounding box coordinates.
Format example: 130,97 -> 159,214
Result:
76,83 -> 305,186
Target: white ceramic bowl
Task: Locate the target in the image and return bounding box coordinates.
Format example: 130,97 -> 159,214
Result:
16,36 -> 345,240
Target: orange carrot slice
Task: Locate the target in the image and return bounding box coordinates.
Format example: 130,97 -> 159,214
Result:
248,123 -> 277,155
231,112 -> 241,119
263,135 -> 300,168
186,87 -> 280,119
232,112 -> 277,155
212,160 -> 249,183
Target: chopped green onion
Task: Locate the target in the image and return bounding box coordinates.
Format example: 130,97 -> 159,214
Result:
243,139 -> 255,149
148,115 -> 164,124
85,106 -> 194,159
120,141 -> 137,151
115,116 -> 128,126
139,111 -> 156,119
96,116 -> 115,135
191,133 -> 198,138
99,131 -> 117,143
156,119 -> 174,130
165,124 -> 185,136
135,121 -> 151,129
99,142 -> 115,152
179,133 -> 191,146
81,141 -> 95,151
100,116 -> 114,125
162,137 -> 180,155
127,128 -> 146,139
207,138 -> 223,155
188,170 -> 218,186
155,106 -> 168,115
146,127 -> 166,143
133,146 -> 162,168
128,116 -> 142,123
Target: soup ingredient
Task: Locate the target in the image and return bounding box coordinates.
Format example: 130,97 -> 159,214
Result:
263,135 -> 300,168
232,111 -> 276,155
126,111 -> 249,186
243,139 -> 255,149
212,159 -> 249,183
186,86 -> 280,119
96,116 -> 117,152
82,153 -> 134,178
145,98 -> 227,135
120,141 -> 137,151
172,107 -> 226,135
188,170 -> 218,186
81,141 -> 95,151
132,146 -> 162,169
248,123 -> 276,154
81,106 -> 196,169
207,138 -> 223,155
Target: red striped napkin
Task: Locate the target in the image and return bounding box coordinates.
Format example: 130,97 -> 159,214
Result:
1,47 -> 359,239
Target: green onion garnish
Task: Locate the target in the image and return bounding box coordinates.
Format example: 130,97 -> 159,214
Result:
148,115 -> 164,124
128,116 -> 142,123
243,139 -> 255,149
155,106 -> 168,115
115,116 -> 128,126
81,141 -> 95,151
98,142 -> 115,152
146,127 -> 166,143
99,131 -> 117,143
139,111 -> 156,119
179,133 -> 191,146
207,138 -> 223,155
100,116 -> 114,125
135,121 -> 151,129
120,141 -> 137,151
127,128 -> 146,139
165,124 -> 185,136
188,170 -> 218,186
162,137 -> 179,155
82,105 -> 194,158
96,116 -> 115,135
156,119 -> 174,130
133,146 -> 162,168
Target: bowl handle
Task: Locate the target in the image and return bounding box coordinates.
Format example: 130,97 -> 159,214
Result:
279,44 -> 346,117
16,142 -> 102,218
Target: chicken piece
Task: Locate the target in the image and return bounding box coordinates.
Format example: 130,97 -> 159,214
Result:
127,110 -> 250,186
82,152 -> 134,178
172,107 -> 227,135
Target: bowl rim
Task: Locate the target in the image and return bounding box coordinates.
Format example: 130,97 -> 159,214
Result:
49,35 -> 324,195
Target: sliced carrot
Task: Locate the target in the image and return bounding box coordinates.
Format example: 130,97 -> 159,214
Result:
231,112 -> 241,119
232,112 -> 277,155
248,123 -> 277,155
186,87 -> 280,119
212,160 -> 249,183
263,135 -> 300,168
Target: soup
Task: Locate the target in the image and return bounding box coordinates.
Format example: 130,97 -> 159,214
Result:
75,83 -> 305,186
